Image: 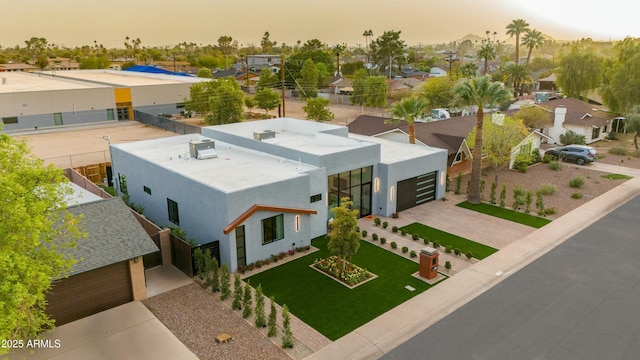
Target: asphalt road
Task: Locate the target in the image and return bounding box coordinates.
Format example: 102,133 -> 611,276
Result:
384,195 -> 640,360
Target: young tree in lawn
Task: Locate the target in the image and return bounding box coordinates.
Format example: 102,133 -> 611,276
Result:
467,115 -> 528,183
303,97 -> 334,122
387,96 -> 428,144
0,129 -> 83,351
254,88 -> 281,117
327,198 -> 360,271
453,76 -> 511,204
254,284 -> 267,328
267,296 -> 278,337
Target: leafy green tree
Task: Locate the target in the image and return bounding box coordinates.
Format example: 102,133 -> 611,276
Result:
516,105 -> 553,129
207,77 -> 245,125
522,29 -> 545,65
284,50 -> 334,85
418,76 -> 455,110
453,76 -> 511,204
257,67 -> 280,90
556,45 -> 604,99
281,304 -> 294,348
196,55 -> 223,69
303,97 -> 334,122
506,19 -> 530,63
197,68 -> 212,78
0,130 -> 82,350
624,105 -> 640,149
254,284 -> 266,328
341,61 -> 365,76
254,88 -> 281,116
477,42 -> 496,75
35,54 -> 49,70
503,63 -> 532,96
242,280 -> 253,318
244,96 -> 256,115
261,31 -> 277,53
297,59 -> 319,98
467,115 -> 528,183
370,30 -> 406,77
364,76 -> 388,108
351,69 -> 367,106
267,296 -> 278,337
232,274 -> 243,310
316,62 -> 331,87
327,198 -> 360,270
220,264 -> 231,300
388,96 -> 428,144
600,37 -> 640,114
79,56 -> 110,69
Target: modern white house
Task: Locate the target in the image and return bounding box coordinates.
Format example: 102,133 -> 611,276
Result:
109,118 -> 447,271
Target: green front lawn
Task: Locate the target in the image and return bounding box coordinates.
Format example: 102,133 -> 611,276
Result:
601,173 -> 633,180
247,236 -> 438,340
456,201 -> 552,228
400,222 -> 498,260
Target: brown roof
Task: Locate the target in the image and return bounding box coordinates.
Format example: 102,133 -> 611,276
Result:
537,98 -> 614,127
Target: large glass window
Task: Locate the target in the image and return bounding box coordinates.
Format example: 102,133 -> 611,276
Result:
118,173 -> 128,195
262,214 -> 284,245
328,166 -> 373,218
167,198 -> 180,225
236,226 -> 246,267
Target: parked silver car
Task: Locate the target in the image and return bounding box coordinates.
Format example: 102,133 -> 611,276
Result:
545,145 -> 597,165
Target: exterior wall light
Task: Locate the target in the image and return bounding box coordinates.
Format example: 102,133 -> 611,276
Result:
374,178 -> 380,192
440,171 -> 446,186
390,186 -> 395,201
295,215 -> 300,232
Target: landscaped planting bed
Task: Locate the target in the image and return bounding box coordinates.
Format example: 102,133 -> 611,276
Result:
401,222 -> 498,260
455,201 -> 552,228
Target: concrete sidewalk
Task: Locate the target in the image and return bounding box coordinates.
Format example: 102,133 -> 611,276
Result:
307,177 -> 640,360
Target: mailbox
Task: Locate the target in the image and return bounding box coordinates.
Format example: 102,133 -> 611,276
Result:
419,246 -> 439,280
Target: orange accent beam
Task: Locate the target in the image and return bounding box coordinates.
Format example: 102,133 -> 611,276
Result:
223,205 -> 317,234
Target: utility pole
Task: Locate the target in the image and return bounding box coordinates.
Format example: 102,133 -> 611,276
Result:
281,55 -> 286,117
444,50 -> 457,73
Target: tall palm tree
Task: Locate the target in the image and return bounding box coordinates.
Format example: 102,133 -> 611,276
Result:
505,19 -> 530,63
476,42 -> 496,75
363,30 -> 373,63
387,96 -> 428,144
522,29 -> 545,65
453,76 -> 510,204
503,63 -> 532,96
332,44 -> 346,76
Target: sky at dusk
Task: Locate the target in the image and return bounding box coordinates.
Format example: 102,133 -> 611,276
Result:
2,0 -> 636,49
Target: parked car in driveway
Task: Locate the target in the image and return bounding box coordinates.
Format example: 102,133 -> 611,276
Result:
545,145 -> 597,165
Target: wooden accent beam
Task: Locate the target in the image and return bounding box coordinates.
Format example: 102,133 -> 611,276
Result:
223,204 -> 317,234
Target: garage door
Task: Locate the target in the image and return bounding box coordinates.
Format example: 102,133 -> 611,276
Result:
396,171 -> 437,212
46,261 -> 133,326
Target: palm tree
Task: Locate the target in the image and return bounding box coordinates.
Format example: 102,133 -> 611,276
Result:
332,44 -> 346,76
503,63 -> 532,96
387,96 -> 428,144
506,19 -> 530,63
477,42 -> 496,75
363,30 -> 373,63
453,76 -> 510,204
522,29 -> 545,65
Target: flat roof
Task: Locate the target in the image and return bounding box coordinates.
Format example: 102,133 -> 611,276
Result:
348,133 -> 446,163
66,183 -> 104,206
0,71 -> 111,94
113,134 -> 317,193
55,70 -> 210,87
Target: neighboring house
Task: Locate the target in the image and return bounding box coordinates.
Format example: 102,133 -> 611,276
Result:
509,130 -> 553,169
246,55 -> 281,72
0,63 -> 39,72
538,98 -> 614,144
46,188 -> 158,326
429,67 -> 447,77
110,118 -> 447,272
326,76 -> 352,94
536,73 -> 556,91
402,67 -> 430,80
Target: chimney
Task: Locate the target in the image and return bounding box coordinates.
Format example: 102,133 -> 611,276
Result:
554,105 -> 567,127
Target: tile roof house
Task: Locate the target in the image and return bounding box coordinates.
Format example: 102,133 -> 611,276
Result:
537,98 -> 614,144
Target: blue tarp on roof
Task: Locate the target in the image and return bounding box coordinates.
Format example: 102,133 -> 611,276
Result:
123,65 -> 194,77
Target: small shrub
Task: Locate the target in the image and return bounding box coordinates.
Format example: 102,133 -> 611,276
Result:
432,241 -> 440,248
412,234 -> 419,241
401,230 -> 407,236
500,185 -> 506,207
410,250 -> 417,258
445,246 -> 453,254
455,172 -> 462,195
512,185 -> 525,210
423,238 -> 429,245
571,191 -> 583,199
402,246 -> 409,254
559,129 -> 586,145
380,237 -> 387,244
372,233 -> 378,241
609,146 -> 628,156
569,176 -> 585,188
374,217 -> 381,226
606,131 -> 618,141
392,226 -> 398,233
543,207 -> 556,215
445,261 -> 452,270
382,221 -> 389,229
490,181 -> 497,204
454,248 -> 461,256
525,191 -> 533,213
548,161 -> 562,171
538,183 -> 556,195
542,154 -> 553,163
465,252 -> 473,259
356,226 -> 360,233
361,230 -> 368,238
390,241 -> 397,249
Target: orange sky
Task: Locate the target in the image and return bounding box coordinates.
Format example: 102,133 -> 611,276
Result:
1,0 -> 635,48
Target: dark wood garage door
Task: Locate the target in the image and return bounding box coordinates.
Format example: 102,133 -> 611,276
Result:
396,171 -> 437,212
46,261 -> 132,326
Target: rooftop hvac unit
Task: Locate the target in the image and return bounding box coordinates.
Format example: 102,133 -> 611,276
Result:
253,130 -> 276,141
189,139 -> 216,159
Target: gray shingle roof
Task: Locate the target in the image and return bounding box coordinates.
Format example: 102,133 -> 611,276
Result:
59,197 -> 158,278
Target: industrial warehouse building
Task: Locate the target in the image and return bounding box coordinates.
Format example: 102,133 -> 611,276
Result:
110,118 -> 447,272
0,70 -> 207,131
